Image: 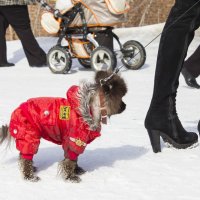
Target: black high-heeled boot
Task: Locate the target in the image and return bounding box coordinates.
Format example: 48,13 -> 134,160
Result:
145,1 -> 199,153
145,111 -> 198,153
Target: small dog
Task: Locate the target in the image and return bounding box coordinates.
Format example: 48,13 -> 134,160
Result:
0,71 -> 127,182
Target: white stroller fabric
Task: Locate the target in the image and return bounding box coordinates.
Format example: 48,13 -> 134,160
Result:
41,12 -> 60,34
56,0 -> 129,27
55,0 -> 74,12
41,0 -> 129,34
105,0 -> 128,14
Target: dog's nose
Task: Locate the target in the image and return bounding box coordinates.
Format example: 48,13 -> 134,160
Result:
118,101 -> 126,114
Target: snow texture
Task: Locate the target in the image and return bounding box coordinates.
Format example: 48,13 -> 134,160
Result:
0,24 -> 200,200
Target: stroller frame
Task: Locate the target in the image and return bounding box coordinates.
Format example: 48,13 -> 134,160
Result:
44,2 -> 146,73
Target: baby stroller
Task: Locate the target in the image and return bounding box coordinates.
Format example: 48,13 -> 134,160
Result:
41,0 -> 146,74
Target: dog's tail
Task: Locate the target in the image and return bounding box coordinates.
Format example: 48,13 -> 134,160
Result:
0,125 -> 12,147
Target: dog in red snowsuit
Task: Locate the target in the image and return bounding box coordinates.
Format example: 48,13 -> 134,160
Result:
9,85 -> 101,162
0,71 -> 127,182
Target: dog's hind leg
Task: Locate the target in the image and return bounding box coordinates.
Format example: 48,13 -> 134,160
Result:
19,157 -> 40,182
58,158 -> 81,183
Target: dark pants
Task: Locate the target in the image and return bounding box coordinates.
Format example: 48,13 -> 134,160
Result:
0,5 -> 46,66
183,45 -> 200,78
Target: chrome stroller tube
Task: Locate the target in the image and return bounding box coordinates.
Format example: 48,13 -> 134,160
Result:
68,33 -> 99,48
87,33 -> 99,48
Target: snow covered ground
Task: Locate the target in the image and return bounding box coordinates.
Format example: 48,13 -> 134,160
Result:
0,24 -> 200,200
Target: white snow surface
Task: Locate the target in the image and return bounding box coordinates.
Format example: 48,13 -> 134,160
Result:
0,23 -> 200,200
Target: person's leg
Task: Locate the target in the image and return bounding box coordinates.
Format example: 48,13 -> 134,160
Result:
0,10 -> 14,67
145,0 -> 200,152
1,5 -> 46,67
184,45 -> 200,78
181,45 -> 200,88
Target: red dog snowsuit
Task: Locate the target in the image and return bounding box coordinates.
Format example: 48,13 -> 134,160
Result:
9,85 -> 101,161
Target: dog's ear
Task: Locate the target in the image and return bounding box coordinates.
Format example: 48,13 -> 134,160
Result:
109,76 -> 127,97
95,70 -> 127,96
95,71 -> 111,85
102,84 -> 112,94
95,71 -> 114,94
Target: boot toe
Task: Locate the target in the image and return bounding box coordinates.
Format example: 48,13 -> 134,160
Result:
186,78 -> 200,89
0,62 -> 15,67
185,132 -> 198,143
182,68 -> 200,89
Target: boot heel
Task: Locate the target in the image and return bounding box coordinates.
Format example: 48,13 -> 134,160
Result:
147,130 -> 161,153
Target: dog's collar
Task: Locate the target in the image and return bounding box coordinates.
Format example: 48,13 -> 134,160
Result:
99,90 -> 107,124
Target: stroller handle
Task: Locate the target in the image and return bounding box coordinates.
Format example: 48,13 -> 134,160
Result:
37,0 -> 72,21
38,0 -> 54,12
38,0 -> 64,19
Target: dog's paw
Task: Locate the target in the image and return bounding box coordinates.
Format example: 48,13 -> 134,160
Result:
24,175 -> 41,182
69,175 -> 81,183
75,165 -> 86,176
30,176 -> 41,182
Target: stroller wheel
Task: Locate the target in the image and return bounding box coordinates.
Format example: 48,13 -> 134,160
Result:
90,46 -> 117,71
121,40 -> 146,70
47,46 -> 72,74
78,58 -> 91,69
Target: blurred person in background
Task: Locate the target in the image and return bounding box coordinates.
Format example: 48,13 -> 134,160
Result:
0,0 -> 46,67
181,45 -> 200,89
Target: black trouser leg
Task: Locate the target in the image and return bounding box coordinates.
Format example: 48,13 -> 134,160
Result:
145,0 -> 200,151
0,5 -> 46,66
183,45 -> 200,78
0,13 -> 9,64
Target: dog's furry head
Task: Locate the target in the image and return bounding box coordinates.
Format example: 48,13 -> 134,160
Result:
95,71 -> 127,117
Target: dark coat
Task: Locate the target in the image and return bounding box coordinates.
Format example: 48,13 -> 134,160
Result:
0,0 -> 36,6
